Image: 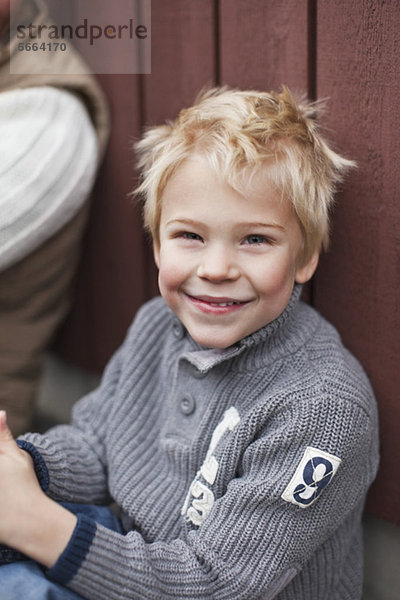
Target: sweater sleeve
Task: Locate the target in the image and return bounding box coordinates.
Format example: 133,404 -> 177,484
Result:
46,392 -> 378,600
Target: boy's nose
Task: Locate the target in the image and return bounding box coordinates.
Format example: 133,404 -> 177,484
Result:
196,244 -> 240,281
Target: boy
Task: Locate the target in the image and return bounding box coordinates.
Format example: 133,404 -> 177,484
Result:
0,87 -> 379,599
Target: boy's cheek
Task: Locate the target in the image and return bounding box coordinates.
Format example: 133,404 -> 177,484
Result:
157,261 -> 183,299
158,246 -> 190,282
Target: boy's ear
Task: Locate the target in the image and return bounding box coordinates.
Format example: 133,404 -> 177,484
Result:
295,250 -> 319,284
153,240 -> 160,269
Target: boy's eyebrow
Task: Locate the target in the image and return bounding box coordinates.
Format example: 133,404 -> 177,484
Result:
242,221 -> 286,231
166,218 -> 286,231
165,218 -> 200,227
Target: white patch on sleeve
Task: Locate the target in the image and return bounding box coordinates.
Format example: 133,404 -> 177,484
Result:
281,446 -> 341,508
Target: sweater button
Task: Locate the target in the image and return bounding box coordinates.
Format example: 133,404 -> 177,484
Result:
192,367 -> 207,379
179,395 -> 196,416
172,319 -> 185,339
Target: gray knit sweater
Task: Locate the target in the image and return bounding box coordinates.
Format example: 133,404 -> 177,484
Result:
22,285 -> 379,600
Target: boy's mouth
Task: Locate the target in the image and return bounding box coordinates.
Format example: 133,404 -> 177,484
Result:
185,293 -> 250,313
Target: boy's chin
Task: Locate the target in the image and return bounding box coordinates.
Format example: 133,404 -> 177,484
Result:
186,327 -> 241,350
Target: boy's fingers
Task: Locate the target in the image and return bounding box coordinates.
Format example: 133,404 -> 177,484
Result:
0,410 -> 15,442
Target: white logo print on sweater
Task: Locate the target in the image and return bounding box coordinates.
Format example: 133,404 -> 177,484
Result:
181,407 -> 240,526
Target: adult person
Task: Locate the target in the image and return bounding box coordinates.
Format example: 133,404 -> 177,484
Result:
0,0 -> 109,435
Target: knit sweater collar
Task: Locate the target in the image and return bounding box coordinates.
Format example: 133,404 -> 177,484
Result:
179,284 -> 316,374
237,283 -> 303,350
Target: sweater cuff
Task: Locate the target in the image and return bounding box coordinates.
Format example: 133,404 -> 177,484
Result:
0,441 -> 50,565
0,545 -> 27,565
16,439 -> 50,492
46,514 -> 97,585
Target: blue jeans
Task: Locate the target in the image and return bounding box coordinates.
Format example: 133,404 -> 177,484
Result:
0,503 -> 124,600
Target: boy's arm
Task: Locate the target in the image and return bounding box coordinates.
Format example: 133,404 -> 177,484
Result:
18,343 -> 126,505
0,306 -> 144,567
0,411 -> 77,567
21,297 -> 169,506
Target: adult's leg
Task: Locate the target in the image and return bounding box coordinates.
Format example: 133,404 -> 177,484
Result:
0,205 -> 89,436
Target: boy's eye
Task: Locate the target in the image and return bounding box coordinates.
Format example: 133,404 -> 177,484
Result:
180,232 -> 203,241
243,234 -> 272,245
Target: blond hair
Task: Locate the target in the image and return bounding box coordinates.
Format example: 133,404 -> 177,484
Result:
134,86 -> 355,264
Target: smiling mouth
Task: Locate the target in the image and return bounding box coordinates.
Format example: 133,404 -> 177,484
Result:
185,294 -> 250,312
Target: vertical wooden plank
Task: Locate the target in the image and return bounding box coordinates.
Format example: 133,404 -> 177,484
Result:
55,74 -> 149,371
142,0 -> 216,124
45,1 -> 150,370
314,0 -> 400,523
219,0 -> 309,92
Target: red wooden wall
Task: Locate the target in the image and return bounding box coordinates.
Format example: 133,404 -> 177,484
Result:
54,0 -> 400,524
313,0 -> 400,524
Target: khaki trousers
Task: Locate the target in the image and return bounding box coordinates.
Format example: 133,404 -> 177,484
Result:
0,205 -> 89,436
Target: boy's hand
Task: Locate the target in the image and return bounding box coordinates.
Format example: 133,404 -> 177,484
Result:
0,410 -> 42,545
0,410 -> 77,566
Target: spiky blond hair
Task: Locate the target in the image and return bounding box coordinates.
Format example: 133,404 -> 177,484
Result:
134,86 -> 355,264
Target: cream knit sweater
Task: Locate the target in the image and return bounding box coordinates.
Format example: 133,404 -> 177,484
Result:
0,86 -> 97,271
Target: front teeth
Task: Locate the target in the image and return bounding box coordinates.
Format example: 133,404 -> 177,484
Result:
209,301 -> 238,307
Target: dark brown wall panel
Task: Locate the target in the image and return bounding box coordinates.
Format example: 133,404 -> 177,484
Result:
219,0 -> 309,91
314,0 -> 400,523
143,0 -> 216,124
55,75 -> 149,371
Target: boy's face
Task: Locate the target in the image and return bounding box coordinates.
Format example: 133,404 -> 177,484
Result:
154,156 -> 318,349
